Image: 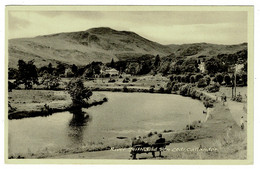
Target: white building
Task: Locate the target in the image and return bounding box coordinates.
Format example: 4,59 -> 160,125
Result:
101,68 -> 119,76
198,62 -> 206,73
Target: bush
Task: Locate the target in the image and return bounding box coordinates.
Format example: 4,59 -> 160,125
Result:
41,70 -> 61,89
204,75 -> 211,85
206,83 -> 220,93
8,81 -> 17,92
215,73 -> 224,85
224,75 -> 231,85
190,75 -> 195,83
108,78 -> 116,83
203,100 -> 214,108
159,87 -> 165,93
179,84 -> 192,96
132,78 -> 137,82
195,74 -> 203,82
149,86 -> 155,93
123,78 -> 129,83
123,85 -> 128,92
197,78 -> 208,88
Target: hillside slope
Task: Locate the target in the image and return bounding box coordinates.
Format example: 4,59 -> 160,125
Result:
8,27 -> 247,68
8,27 -> 172,68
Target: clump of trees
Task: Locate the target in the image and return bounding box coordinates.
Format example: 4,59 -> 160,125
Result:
40,70 -> 61,89
15,60 -> 39,89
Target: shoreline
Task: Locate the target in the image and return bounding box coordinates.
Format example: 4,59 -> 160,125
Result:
41,101 -> 245,160
8,86 -> 247,159
8,90 -> 108,120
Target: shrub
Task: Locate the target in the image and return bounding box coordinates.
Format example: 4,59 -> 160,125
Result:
185,75 -> 191,83
159,87 -> 165,93
181,76 -> 186,83
149,86 -> 155,93
195,74 -> 203,82
123,78 -> 129,83
241,73 -> 247,86
197,78 -> 208,88
108,78 -> 116,83
8,81 -> 17,92
224,75 -> 231,85
41,70 -> 61,89
206,83 -> 220,93
179,84 -> 192,96
215,73 -> 224,85
132,78 -> 137,82
203,100 -> 214,108
190,75 -> 195,83
123,85 -> 128,92
204,75 -> 211,85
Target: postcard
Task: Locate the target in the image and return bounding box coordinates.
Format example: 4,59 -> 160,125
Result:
5,5 -> 254,164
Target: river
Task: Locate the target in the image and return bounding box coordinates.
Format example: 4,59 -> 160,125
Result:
8,92 -> 206,156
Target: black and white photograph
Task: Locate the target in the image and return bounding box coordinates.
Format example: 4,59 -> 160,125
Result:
5,6 -> 253,163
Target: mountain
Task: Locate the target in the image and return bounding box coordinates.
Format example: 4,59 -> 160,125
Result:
8,27 -> 172,68
8,27 -> 247,68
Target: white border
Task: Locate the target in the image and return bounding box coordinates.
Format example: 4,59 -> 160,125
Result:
1,0 -> 259,169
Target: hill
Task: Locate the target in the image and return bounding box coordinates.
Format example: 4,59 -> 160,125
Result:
8,27 -> 172,68
8,27 -> 247,68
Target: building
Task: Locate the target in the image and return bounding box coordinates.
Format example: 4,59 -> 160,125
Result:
101,68 -> 119,77
198,62 -> 206,73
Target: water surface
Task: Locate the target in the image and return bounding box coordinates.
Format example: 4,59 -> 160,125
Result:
9,92 -> 205,155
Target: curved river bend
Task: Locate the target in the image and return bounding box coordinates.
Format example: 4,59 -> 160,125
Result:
9,92 -> 206,155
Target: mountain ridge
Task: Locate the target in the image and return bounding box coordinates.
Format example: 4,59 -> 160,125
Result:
8,27 -> 247,68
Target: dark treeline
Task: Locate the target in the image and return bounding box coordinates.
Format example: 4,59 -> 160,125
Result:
8,48 -> 247,91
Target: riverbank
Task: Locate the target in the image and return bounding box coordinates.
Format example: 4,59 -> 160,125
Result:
8,90 -> 108,119
47,101 -> 246,159
8,85 -> 247,159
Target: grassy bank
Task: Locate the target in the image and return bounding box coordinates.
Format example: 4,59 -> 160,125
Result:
44,101 -> 246,160
8,90 -> 108,119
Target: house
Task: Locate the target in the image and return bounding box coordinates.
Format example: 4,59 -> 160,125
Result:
198,62 -> 206,73
101,68 -> 119,77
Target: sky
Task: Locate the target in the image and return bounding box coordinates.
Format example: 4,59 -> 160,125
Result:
8,10 -> 248,45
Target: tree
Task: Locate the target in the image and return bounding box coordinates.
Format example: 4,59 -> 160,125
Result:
56,63 -> 66,76
215,73 -> 224,85
154,54 -> 161,68
195,74 -> 203,82
48,63 -> 54,74
190,76 -> 195,83
15,60 -> 38,89
204,75 -> 211,85
8,68 -> 18,79
205,58 -> 224,74
197,78 -> 208,88
71,64 -> 78,77
41,70 -> 61,89
66,78 -> 92,107
224,75 -> 231,85
110,58 -> 115,68
241,73 -> 247,86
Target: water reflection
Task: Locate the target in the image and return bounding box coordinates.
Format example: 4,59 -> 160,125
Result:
67,109 -> 90,145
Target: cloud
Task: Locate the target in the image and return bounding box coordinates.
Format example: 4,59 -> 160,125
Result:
8,12 -> 30,30
36,11 -> 104,19
7,10 -> 248,44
